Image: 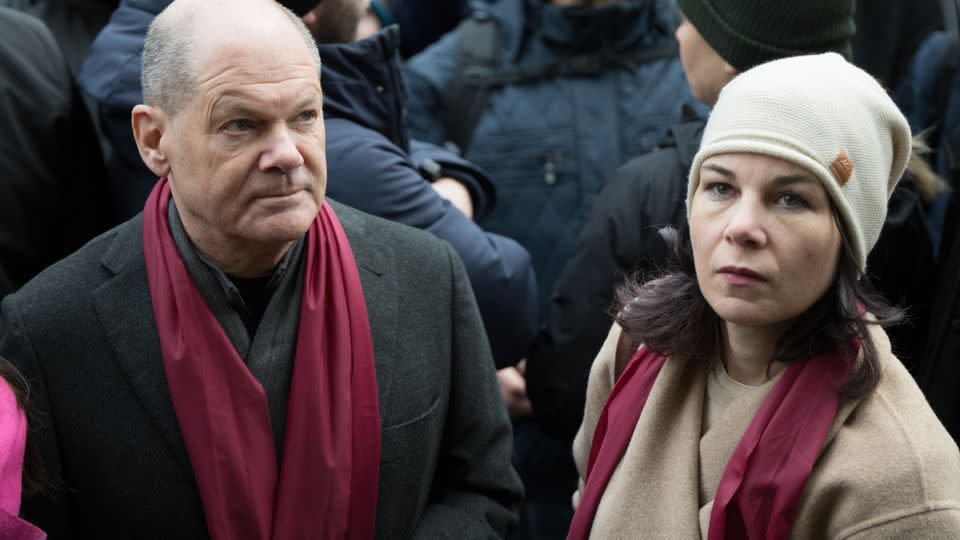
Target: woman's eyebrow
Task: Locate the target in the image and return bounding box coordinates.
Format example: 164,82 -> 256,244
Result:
703,163 -> 735,178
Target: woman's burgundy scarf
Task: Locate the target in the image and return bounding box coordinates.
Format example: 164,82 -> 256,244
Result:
568,341 -> 852,539
143,179 -> 380,540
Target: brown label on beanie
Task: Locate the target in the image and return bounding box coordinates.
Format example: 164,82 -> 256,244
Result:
831,149 -> 854,185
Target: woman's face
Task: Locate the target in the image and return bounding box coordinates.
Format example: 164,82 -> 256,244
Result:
690,153 -> 842,329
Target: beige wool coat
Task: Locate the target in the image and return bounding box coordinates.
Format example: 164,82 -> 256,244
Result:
572,323 -> 960,539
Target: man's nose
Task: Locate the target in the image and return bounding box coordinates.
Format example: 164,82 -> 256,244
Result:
723,198 -> 768,248
259,127 -> 304,173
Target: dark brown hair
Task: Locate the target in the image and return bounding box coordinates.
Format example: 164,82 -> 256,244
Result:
0,356 -> 44,494
613,215 -> 902,400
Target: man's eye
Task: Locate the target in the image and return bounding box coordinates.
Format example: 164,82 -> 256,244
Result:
224,119 -> 255,132
295,110 -> 318,123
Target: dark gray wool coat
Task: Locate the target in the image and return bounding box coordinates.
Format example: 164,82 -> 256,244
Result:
0,199 -> 522,539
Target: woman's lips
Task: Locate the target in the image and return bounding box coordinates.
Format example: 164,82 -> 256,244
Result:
717,266 -> 766,286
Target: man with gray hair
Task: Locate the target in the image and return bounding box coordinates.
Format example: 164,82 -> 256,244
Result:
0,0 -> 522,538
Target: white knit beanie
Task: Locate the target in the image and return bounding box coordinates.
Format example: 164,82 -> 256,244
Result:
686,53 -> 912,273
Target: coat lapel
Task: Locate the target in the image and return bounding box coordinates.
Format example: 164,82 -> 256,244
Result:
91,217 -> 193,475
590,356 -> 706,538
89,204 -> 402,480
328,200 -> 401,410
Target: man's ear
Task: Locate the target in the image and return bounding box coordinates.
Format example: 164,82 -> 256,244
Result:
131,104 -> 172,178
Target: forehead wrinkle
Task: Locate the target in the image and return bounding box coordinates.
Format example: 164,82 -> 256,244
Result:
205,79 -> 322,126
193,46 -> 317,86
211,85 -> 322,116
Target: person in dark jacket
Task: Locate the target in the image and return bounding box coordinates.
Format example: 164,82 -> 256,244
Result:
381,0 -> 470,57
0,0 -> 119,76
405,0 -> 702,314
853,0 -> 944,90
921,199 -> 960,443
319,26 -> 538,368
77,0 -> 538,368
405,2 -> 702,536
525,0 -> 865,442
0,7 -> 111,299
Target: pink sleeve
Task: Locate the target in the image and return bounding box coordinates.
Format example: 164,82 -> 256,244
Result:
0,380 -> 27,516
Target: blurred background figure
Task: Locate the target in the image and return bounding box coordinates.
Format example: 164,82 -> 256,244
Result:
403,0 -> 703,536
304,0 -> 540,367
913,0 -> 960,447
0,0 -> 118,76
0,7 -> 110,300
853,0 -> 945,91
354,0 -> 471,57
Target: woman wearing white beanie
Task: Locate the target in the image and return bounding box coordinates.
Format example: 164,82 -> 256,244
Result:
568,53 -> 960,539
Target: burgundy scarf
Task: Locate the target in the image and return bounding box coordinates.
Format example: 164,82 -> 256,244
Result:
568,342 -> 852,539
143,179 -> 380,540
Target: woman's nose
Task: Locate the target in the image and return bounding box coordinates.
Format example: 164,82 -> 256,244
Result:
723,198 -> 768,248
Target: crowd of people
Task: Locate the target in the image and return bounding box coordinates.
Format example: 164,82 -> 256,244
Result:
0,0 -> 959,538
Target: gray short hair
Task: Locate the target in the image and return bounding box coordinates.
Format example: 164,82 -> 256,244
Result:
141,1 -> 322,117
141,9 -> 194,116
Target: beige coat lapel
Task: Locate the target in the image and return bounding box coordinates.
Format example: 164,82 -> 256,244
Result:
575,324 -> 707,538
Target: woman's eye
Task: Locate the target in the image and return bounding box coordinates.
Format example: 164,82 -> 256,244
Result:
224,119 -> 254,132
776,192 -> 808,209
705,182 -> 733,198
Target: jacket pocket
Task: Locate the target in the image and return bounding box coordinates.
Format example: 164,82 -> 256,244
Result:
380,394 -> 442,464
467,127 -> 578,187
467,127 -> 580,249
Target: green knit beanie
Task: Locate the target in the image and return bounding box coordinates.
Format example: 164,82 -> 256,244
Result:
676,0 -> 855,72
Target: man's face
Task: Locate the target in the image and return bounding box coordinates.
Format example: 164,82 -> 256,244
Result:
675,15 -> 736,106
160,30 -> 326,250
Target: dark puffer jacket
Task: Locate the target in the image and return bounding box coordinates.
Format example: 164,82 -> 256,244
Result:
526,116 -> 703,441
921,200 -> 960,443
404,0 -> 703,313
319,28 -> 539,368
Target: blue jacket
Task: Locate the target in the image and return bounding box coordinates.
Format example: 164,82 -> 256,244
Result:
320,28 -> 538,367
77,1 -> 538,367
405,0 -> 704,312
